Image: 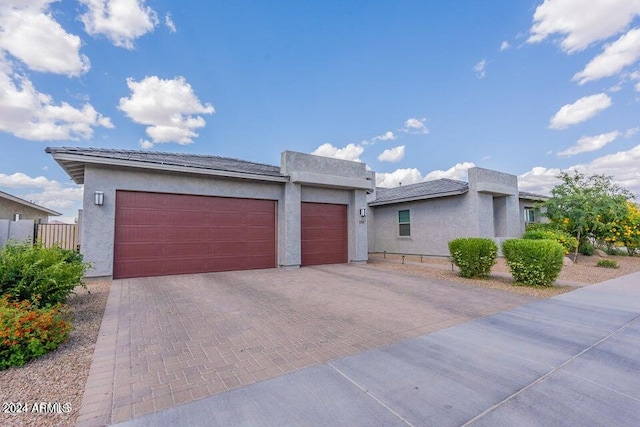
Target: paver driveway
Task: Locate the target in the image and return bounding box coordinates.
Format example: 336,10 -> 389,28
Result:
77,264 -> 536,426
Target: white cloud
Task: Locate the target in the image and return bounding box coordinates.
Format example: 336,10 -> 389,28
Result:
139,139 -> 153,149
557,131 -> 621,157
424,162 -> 475,181
375,162 -> 475,188
473,59 -> 487,79
528,0 -> 640,53
79,0 -> 158,49
549,93 -> 612,129
0,171 -> 83,214
118,76 -> 214,146
311,143 -> 364,162
573,28 -> 640,84
520,144 -> 640,197
377,145 -> 405,163
0,172 -> 60,189
401,117 -> 429,134
376,168 -> 424,188
625,127 -> 639,137
518,166 -> 563,196
0,1 -> 90,76
165,12 -> 176,33
372,131 -> 396,142
500,41 -> 510,51
22,186 -> 83,211
0,71 -> 113,141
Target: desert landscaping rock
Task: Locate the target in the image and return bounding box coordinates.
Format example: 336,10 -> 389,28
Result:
0,280 -> 110,427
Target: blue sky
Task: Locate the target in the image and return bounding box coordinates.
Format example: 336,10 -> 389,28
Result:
1,0 -> 640,221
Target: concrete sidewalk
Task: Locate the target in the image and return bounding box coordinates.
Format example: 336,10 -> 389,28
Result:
114,272 -> 640,427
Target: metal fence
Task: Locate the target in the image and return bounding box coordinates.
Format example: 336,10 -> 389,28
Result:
35,223 -> 79,251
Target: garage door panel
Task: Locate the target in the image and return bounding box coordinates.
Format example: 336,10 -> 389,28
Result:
114,191 -> 276,279
244,227 -> 276,241
301,202 -> 347,266
114,242 -> 165,259
245,213 -> 277,226
165,226 -> 206,241
115,226 -> 165,243
164,210 -> 209,223
116,208 -> 165,225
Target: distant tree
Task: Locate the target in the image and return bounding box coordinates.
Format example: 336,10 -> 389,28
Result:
542,171 -> 634,261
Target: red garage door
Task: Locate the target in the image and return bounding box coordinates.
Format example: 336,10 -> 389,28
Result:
113,191 -> 276,279
301,202 -> 348,266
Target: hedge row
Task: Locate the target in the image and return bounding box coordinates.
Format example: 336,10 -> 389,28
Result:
448,237 -> 564,286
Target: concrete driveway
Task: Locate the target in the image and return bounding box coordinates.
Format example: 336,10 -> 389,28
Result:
76,264 -> 536,426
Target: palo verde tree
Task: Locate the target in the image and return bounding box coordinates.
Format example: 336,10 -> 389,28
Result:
541,171 -> 634,261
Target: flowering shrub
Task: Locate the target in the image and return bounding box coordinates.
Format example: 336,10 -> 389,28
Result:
0,242 -> 88,307
522,229 -> 578,254
448,238 -> 497,279
0,296 -> 70,370
502,239 -> 564,286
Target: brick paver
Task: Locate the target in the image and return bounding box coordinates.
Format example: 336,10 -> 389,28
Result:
76,264 -> 535,425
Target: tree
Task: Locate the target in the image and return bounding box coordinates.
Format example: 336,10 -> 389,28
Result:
542,171 -> 634,261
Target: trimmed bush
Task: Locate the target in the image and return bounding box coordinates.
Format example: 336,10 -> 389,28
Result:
502,239 -> 564,286
522,229 -> 578,254
0,242 -> 88,307
578,241 -> 595,256
448,238 -> 497,279
596,259 -> 619,269
0,296 -> 71,370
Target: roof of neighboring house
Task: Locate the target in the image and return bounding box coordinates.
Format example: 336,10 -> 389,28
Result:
518,191 -> 550,201
369,180 -> 552,206
369,179 -> 469,206
45,147 -> 286,185
0,190 -> 61,216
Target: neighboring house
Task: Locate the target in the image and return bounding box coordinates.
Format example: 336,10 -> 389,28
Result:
367,167 -> 548,257
0,190 -> 62,249
46,147 -> 373,279
0,190 -> 61,222
518,191 -> 549,232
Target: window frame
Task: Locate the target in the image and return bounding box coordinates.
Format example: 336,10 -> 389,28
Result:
398,209 -> 411,237
524,207 -> 535,223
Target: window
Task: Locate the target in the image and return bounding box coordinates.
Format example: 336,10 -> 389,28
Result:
524,207 -> 535,223
398,209 -> 410,237
13,213 -> 20,221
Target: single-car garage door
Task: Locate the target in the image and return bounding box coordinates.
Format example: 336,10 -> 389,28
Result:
301,202 -> 348,266
113,191 -> 276,279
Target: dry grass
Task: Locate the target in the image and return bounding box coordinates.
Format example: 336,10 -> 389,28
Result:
368,252 -> 640,299
0,280 -> 110,427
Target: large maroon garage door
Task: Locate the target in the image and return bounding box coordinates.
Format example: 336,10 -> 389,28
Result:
301,202 -> 348,266
113,191 -> 276,279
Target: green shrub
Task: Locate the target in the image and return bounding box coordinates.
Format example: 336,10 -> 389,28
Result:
525,222 -> 558,232
502,239 -> 564,286
448,238 -> 498,279
0,242 -> 88,307
596,259 -> 619,269
578,241 -> 595,256
522,229 -> 578,254
0,296 -> 70,370
605,247 -> 626,256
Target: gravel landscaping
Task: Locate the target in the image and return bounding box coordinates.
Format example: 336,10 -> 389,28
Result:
368,252 -> 640,298
0,279 -> 110,427
1,252 -> 639,426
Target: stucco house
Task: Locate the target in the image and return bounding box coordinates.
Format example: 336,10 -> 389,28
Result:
367,167 -> 547,257
0,189 -> 61,222
46,147 -> 373,279
0,190 -> 62,249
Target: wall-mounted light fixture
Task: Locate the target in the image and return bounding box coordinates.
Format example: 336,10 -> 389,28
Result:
94,191 -> 104,206
359,208 -> 366,218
